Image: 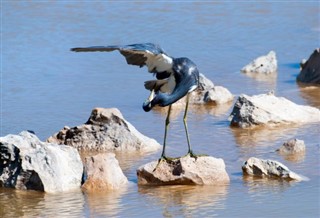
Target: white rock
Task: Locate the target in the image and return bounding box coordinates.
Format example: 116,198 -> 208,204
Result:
82,153 -> 128,191
241,51 -> 277,74
47,108 -> 161,152
0,131 -> 83,193
229,93 -> 320,128
137,155 -> 230,185
277,139 -> 306,154
204,86 -> 234,104
242,157 -> 306,181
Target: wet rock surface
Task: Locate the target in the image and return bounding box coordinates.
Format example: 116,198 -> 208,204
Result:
137,155 -> 230,186
82,153 -> 128,191
229,93 -> 320,128
0,131 -> 83,193
297,48 -> 320,84
47,108 -> 161,152
242,157 -> 306,181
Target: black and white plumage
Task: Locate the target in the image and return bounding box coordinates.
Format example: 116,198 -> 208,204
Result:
71,43 -> 199,160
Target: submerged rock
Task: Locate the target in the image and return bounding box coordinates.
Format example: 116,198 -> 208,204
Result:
276,139 -> 306,154
82,153 -> 128,191
0,131 -> 83,193
47,108 -> 161,152
241,51 -> 277,75
242,157 -> 305,181
229,93 -> 320,128
297,48 -> 320,84
137,155 -> 230,186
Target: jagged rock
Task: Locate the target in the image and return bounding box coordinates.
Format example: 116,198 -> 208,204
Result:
0,131 -> 83,193
242,157 -> 306,181
197,73 -> 215,91
189,74 -> 233,105
241,51 -> 277,74
277,139 -> 306,154
297,48 -> 320,84
47,108 -> 161,152
137,155 -> 230,185
82,153 -> 128,191
229,93 -> 320,128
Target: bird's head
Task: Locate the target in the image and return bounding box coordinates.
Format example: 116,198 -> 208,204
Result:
142,100 -> 152,112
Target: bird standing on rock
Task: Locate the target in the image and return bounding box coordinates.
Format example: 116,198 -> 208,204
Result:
71,43 -> 199,161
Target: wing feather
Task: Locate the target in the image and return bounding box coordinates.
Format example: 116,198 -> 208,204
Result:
71,43 -> 173,73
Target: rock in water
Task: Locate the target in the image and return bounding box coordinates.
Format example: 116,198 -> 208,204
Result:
242,157 -> 306,181
47,108 -> 161,152
204,86 -> 234,104
297,48 -> 320,84
241,51 -> 277,74
189,73 -> 234,105
0,131 -> 83,193
82,153 -> 128,191
137,156 -> 230,185
229,93 -> 320,128
277,139 -> 306,154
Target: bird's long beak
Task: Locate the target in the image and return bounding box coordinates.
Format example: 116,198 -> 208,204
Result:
143,89 -> 155,112
148,89 -> 155,101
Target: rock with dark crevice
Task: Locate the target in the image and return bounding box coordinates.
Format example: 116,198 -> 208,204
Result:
0,131 -> 83,193
242,157 -> 306,181
137,155 -> 230,186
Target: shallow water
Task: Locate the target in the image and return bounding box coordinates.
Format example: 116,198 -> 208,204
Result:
1,1 -> 320,217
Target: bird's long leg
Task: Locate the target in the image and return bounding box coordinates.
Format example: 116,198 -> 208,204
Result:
161,104 -> 172,158
153,105 -> 172,172
183,93 -> 194,156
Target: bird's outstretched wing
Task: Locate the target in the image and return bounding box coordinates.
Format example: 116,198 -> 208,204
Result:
71,43 -> 173,74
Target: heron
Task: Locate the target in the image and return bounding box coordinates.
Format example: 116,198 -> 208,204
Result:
71,43 -> 199,161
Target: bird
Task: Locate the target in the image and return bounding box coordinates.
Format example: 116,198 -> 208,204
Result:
71,43 -> 199,161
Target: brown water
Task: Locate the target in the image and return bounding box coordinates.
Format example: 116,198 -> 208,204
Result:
1,1 -> 320,217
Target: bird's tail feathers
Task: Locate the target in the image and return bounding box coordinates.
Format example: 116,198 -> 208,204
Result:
144,80 -> 167,91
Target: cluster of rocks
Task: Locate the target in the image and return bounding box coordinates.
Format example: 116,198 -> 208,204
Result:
1,49 -> 318,193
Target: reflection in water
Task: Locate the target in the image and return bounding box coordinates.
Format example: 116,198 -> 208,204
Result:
0,188 -> 85,218
138,185 -> 229,217
277,150 -> 306,163
298,84 -> 320,108
231,124 -> 300,147
242,176 -> 298,197
83,185 -> 131,217
243,71 -> 277,86
153,102 -> 233,120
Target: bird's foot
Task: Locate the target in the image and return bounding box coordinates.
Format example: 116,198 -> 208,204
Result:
185,150 -> 208,160
153,155 -> 178,172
